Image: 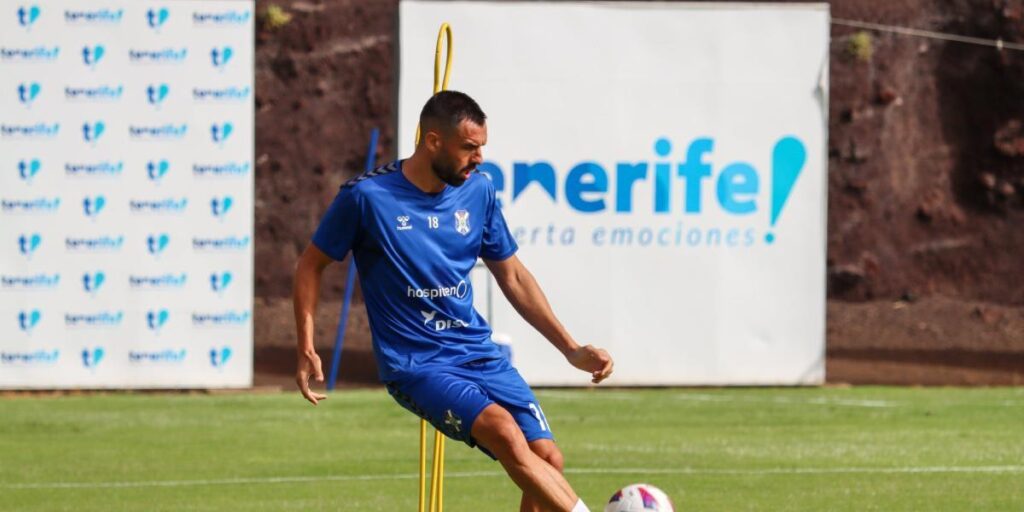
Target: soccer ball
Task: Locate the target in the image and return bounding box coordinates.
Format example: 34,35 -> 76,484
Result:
603,483 -> 675,512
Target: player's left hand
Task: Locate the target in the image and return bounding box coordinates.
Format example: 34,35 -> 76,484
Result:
567,345 -> 614,384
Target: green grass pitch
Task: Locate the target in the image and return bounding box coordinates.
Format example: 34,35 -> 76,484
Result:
2,387 -> 1022,511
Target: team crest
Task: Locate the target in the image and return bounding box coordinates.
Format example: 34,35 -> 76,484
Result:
454,210 -> 470,235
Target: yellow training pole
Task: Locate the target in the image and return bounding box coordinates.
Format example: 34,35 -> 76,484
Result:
414,23 -> 454,146
419,419 -> 427,512
429,429 -> 443,512
417,22 -> 454,512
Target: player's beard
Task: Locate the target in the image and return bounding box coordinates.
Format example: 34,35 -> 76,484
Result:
430,155 -> 474,187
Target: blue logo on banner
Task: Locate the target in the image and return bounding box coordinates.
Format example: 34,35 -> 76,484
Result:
193,161 -> 250,177
146,83 -> 169,106
211,46 -> 233,68
192,310 -> 250,327
18,233 -> 41,257
17,4 -> 40,29
65,235 -> 124,252
1,349 -> 59,365
146,309 -> 169,332
129,273 -> 186,290
82,195 -> 106,217
211,196 -> 233,218
210,346 -> 232,368
146,7 -> 169,29
65,85 -> 123,101
147,233 -> 170,255
18,309 -> 41,333
147,160 -> 170,182
82,121 -> 105,144
194,10 -> 250,25
483,136 -> 809,246
193,235 -> 249,251
0,46 -> 58,61
65,311 -> 123,328
210,272 -> 233,293
211,122 -> 233,145
129,124 -> 186,140
1,273 -> 59,290
130,198 -> 187,214
83,271 -> 105,293
82,45 -> 105,67
17,82 -> 40,106
66,161 -> 122,177
128,48 -> 187,63
1,123 -> 59,138
82,347 -> 105,368
18,159 -> 41,182
193,86 -> 250,101
65,8 -> 123,24
129,349 -> 185,364
1,197 -> 60,214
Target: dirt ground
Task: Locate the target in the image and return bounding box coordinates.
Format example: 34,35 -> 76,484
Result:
253,0 -> 1024,388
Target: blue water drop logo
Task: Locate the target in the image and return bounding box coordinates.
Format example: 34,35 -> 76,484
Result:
17,82 -> 41,107
17,4 -> 40,29
146,233 -> 170,256
765,136 -> 807,244
18,309 -> 41,333
210,46 -> 233,68
146,7 -> 169,29
17,159 -> 41,182
83,195 -> 106,218
82,44 -> 105,67
18,233 -> 41,257
211,122 -> 233,145
146,83 -> 169,107
82,121 -> 105,144
83,271 -> 106,293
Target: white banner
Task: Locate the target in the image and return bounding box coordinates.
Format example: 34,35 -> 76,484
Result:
0,1 -> 254,389
400,1 -> 829,385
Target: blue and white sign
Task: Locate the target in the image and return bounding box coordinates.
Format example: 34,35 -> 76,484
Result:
400,2 -> 829,386
0,0 -> 253,389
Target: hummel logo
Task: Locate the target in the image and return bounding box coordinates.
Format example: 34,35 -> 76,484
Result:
420,310 -> 437,324
396,215 -> 412,231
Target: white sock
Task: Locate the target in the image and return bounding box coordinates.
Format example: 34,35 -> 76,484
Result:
571,499 -> 591,512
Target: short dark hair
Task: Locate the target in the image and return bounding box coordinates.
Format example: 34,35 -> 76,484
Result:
419,90 -> 486,137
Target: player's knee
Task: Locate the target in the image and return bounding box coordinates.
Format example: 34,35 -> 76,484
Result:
473,405 -> 529,459
531,441 -> 564,472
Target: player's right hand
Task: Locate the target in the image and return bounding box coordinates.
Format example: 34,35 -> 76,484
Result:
296,350 -> 328,406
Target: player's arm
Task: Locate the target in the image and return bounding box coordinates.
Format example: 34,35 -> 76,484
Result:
484,254 -> 613,384
293,243 -> 334,405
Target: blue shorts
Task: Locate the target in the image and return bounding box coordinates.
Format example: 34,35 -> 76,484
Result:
385,357 -> 554,459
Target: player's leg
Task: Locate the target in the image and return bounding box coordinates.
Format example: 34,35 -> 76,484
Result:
519,439 -> 566,512
471,403 -> 579,512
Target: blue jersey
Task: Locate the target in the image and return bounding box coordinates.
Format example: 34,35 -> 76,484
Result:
312,159 -> 518,381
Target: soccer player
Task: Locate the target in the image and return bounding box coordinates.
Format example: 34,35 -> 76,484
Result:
293,90 -> 614,512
